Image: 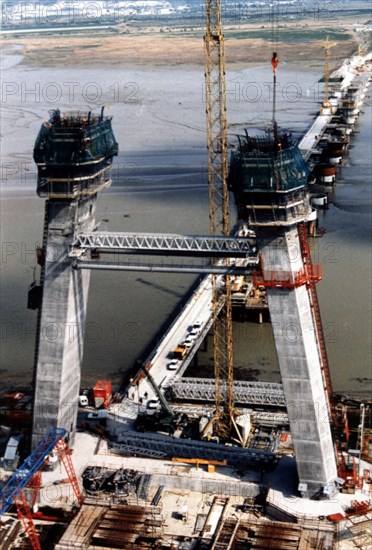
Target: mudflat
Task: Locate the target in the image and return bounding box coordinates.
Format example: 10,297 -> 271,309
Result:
1,22 -> 358,68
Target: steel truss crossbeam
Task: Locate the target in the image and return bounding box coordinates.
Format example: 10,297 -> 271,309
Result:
169,404 -> 289,426
71,232 -> 256,258
115,431 -> 275,466
170,378 -> 286,407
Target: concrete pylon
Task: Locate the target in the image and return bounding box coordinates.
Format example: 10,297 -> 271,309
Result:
31,110 -> 118,449
257,228 -> 337,497
32,198 -> 96,449
228,132 -> 338,497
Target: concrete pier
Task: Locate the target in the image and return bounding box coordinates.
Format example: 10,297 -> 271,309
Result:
258,228 -> 337,496
228,129 -> 338,497
32,198 -> 96,448
31,110 -> 118,448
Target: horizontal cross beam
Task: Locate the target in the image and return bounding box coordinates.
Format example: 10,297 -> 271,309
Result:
170,378 -> 286,407
71,232 -> 256,258
73,260 -> 257,275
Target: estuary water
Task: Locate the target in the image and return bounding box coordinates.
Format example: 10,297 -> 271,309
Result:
0,51 -> 371,392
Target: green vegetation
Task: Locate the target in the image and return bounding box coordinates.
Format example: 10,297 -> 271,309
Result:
224,28 -> 353,42
157,26 -> 354,43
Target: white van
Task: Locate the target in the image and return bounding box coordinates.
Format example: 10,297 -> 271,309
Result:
147,399 -> 160,409
167,359 -> 179,371
79,395 -> 89,407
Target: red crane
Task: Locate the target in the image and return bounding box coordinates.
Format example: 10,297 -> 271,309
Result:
0,428 -> 83,550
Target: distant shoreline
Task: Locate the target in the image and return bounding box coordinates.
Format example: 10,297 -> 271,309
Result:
0,22 -> 360,69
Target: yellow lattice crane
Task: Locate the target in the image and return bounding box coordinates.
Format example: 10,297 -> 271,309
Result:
204,0 -> 241,442
321,36 -> 337,114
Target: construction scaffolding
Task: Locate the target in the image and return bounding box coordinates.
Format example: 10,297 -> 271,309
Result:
170,378 -> 286,407
114,430 -> 276,467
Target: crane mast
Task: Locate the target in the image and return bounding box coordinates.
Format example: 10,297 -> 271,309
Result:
321,36 -> 337,114
204,0 -> 234,436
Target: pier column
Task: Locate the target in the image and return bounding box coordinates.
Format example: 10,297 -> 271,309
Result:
32,198 -> 95,448
31,110 -> 118,449
228,131 -> 338,497
258,228 -> 337,496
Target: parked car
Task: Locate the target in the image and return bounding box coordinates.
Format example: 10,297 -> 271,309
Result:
183,336 -> 195,347
167,359 -> 179,370
147,399 -> 160,409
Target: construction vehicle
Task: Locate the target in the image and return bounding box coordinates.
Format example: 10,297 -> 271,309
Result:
135,362 -> 183,435
173,344 -> 188,360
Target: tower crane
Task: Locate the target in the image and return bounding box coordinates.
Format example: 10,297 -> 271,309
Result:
204,0 -> 237,439
321,36 -> 337,114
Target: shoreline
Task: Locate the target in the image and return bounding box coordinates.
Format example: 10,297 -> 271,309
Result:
2,27 -> 370,396
1,21 -> 360,69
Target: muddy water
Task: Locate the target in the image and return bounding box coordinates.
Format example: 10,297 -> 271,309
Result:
0,53 -> 370,392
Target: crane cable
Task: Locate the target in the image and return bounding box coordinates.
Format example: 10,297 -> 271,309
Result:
271,1 -> 279,147
270,2 -> 281,190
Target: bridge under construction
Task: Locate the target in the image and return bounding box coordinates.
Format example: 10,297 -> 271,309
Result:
1,0 -> 371,546
27,52 -> 372,506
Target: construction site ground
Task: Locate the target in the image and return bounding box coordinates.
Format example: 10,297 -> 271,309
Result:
2,431 -> 371,549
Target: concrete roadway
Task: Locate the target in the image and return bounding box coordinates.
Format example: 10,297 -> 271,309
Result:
127,275 -> 214,405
